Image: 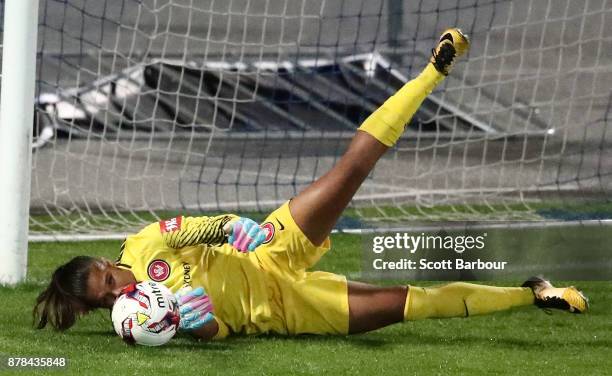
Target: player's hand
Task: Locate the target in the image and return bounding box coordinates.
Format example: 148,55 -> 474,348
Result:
223,217 -> 267,253
174,286 -> 214,331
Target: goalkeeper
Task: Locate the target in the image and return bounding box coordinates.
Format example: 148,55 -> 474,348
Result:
33,29 -> 588,340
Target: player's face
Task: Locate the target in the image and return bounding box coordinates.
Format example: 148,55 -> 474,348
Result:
85,258 -> 137,309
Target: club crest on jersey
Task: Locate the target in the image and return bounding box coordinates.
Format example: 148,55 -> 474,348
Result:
159,216 -> 182,233
261,222 -> 275,244
147,259 -> 170,282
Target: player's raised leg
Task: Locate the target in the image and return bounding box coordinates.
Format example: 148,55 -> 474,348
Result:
289,28 -> 470,246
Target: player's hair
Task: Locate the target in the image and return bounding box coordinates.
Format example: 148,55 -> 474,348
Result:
33,256 -> 98,331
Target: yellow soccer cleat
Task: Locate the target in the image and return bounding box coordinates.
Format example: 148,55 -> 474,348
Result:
430,28 -> 470,76
522,276 -> 589,314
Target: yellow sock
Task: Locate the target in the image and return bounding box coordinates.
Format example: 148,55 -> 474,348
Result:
358,64 -> 445,147
404,282 -> 535,320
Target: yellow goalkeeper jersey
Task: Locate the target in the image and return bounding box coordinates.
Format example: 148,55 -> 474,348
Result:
115,214 -> 273,338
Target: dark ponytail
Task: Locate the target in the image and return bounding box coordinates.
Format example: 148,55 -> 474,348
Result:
33,256 -> 98,331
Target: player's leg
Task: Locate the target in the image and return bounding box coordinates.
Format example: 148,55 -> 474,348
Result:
347,282 -> 534,334
347,278 -> 589,334
348,282 -> 535,334
347,282 -> 408,334
289,133 -> 386,246
402,282 -> 535,321
290,28 -> 470,246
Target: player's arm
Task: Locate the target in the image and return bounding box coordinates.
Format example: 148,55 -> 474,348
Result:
161,215 -> 269,252
190,319 -> 219,340
161,215 -> 236,248
190,317 -> 231,341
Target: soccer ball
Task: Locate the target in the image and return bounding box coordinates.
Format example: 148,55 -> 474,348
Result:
111,281 -> 180,346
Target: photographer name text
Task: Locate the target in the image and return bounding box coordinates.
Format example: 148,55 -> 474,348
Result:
370,232 -> 508,271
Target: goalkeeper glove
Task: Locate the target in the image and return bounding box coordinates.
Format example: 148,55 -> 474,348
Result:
175,286 -> 214,331
224,217 -> 268,253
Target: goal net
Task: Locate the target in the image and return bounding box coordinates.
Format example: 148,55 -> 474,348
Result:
16,0 -> 612,236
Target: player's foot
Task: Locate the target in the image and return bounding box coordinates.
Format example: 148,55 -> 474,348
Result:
522,276 -> 589,313
430,28 -> 470,76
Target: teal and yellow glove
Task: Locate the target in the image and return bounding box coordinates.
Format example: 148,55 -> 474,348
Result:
223,217 -> 268,253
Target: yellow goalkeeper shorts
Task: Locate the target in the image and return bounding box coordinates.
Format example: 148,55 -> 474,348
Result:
254,201 -> 350,335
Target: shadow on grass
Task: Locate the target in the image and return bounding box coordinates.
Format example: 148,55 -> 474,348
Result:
199,325 -> 612,351
397,329 -> 612,349
90,332 -> 396,350
69,329 -> 238,351
67,315 -> 611,352
259,333 -> 393,349
61,328 -> 611,353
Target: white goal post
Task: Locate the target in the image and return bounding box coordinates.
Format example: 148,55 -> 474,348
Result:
0,0 -> 39,284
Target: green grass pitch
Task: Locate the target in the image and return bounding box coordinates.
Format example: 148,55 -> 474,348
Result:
0,234 -> 610,375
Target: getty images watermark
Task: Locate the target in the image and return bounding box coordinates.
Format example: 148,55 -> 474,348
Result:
361,227 -> 611,280
361,230 -> 514,280
371,232 -> 507,271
